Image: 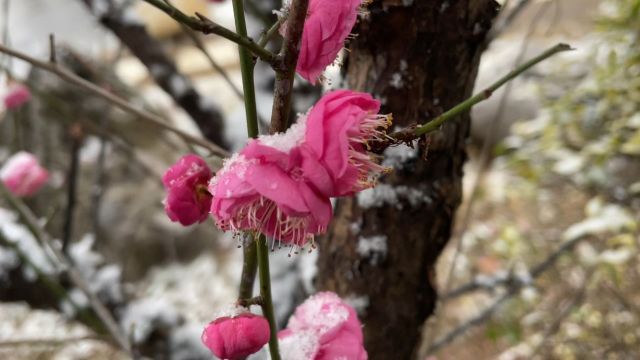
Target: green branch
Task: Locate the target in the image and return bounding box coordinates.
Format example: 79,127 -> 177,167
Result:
382,43 -> 573,148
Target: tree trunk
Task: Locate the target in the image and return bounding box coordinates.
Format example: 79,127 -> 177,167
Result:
316,1 -> 498,359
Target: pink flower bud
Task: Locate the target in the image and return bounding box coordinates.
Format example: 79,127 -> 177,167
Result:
0,152 -> 49,197
283,0 -> 362,84
162,154 -> 212,226
3,84 -> 31,110
278,292 -> 367,360
201,306 -> 270,360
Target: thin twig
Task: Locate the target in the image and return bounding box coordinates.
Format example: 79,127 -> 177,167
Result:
61,123 -> 82,252
269,0 -> 309,133
443,234 -> 589,300
374,43 -> 573,152
428,234 -> 590,354
0,335 -> 107,348
258,16 -> 285,48
141,0 -> 277,65
0,43 -> 229,158
181,26 -> 244,100
0,182 -> 132,355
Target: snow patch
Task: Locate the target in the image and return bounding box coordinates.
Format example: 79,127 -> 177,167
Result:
357,235 -> 388,265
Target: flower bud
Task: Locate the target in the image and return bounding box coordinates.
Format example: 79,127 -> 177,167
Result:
0,152 -> 49,197
202,306 -> 270,360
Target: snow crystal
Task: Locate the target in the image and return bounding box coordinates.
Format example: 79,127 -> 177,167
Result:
258,116 -> 308,153
121,7 -> 144,26
563,203 -> 636,241
69,234 -> 123,302
168,74 -> 191,98
120,297 -> 181,343
214,304 -> 248,319
0,247 -> 19,278
289,293 -> 349,334
357,235 -> 388,265
89,0 -> 110,18
170,323 -> 213,360
382,143 -> 418,169
344,295 -> 370,316
278,329 -> 320,360
390,73 -> 403,88
0,208 -> 56,276
357,184 -> 431,209
297,250 -> 318,294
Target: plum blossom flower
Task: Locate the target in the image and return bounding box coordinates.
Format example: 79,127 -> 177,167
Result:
3,84 -> 31,110
284,0 -> 362,84
209,135 -> 332,248
277,292 -> 367,360
202,305 -> 270,360
303,90 -> 391,196
162,154 -> 212,226
209,90 -> 390,247
0,151 -> 49,197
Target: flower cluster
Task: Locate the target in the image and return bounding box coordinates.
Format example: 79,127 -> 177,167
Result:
0,151 -> 49,197
201,293 -> 366,360
208,90 -> 391,247
283,0 -> 364,84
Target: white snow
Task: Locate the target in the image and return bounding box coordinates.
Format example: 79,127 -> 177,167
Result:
0,208 -> 57,277
357,184 -> 432,209
563,202 -> 636,241
357,235 -> 388,265
168,74 -> 191,98
382,143 -> 418,169
258,116 -> 308,153
277,329 -> 320,360
120,297 -> 181,343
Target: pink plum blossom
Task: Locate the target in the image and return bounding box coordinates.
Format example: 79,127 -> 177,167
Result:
208,136 -> 332,248
3,84 -> 31,110
304,90 -> 391,197
0,151 -> 49,197
286,0 -> 362,84
162,154 -> 212,226
201,305 -> 270,360
209,90 -> 390,247
277,292 -> 367,360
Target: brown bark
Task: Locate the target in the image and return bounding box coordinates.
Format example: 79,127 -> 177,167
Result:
316,1 -> 498,359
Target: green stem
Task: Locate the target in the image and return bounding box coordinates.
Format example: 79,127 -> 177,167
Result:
257,235 -> 281,360
239,235 -> 258,300
142,0 -> 277,66
232,0 -> 260,302
413,43 -> 572,137
232,0 -> 260,138
229,6 -> 279,360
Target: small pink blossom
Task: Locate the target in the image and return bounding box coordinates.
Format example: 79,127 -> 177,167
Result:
209,139 -> 332,248
3,84 -> 31,110
209,90 -> 390,247
304,90 -> 392,196
0,151 -> 49,197
201,306 -> 270,360
162,154 -> 212,226
278,292 -> 367,360
286,0 -> 362,83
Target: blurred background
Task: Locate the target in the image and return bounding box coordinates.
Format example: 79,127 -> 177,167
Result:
0,0 -> 639,359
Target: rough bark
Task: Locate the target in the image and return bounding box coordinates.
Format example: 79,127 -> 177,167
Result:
316,1 -> 498,359
81,0 -> 229,149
